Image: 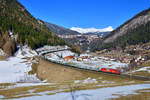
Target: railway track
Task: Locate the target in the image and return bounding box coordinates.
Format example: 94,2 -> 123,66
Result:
37,48 -> 150,81
41,56 -> 150,81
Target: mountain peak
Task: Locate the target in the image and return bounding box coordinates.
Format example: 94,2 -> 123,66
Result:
70,26 -> 113,34
44,22 -> 81,35
104,8 -> 150,44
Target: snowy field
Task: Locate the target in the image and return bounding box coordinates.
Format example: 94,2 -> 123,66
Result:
0,49 -> 7,56
0,45 -> 40,83
12,84 -> 150,100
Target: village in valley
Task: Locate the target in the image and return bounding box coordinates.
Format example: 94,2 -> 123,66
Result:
36,42 -> 150,76
95,42 -> 150,76
36,45 -> 128,73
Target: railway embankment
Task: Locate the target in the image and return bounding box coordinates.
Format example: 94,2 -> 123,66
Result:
35,45 -> 150,81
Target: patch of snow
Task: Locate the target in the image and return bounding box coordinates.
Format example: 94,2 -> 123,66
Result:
3,83 -> 51,90
16,84 -> 150,100
53,50 -> 75,58
9,31 -> 18,39
0,49 -> 6,56
15,45 -> 37,58
70,26 -> 114,34
82,77 -> 98,84
79,54 -> 92,57
74,78 -> 98,84
74,80 -> 80,84
47,53 -> 60,59
9,31 -> 13,36
42,80 -> 48,83
0,46 -> 39,83
134,66 -> 150,73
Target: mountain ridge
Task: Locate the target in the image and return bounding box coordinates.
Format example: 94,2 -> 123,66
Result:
70,26 -> 113,34
104,8 -> 150,43
44,21 -> 81,35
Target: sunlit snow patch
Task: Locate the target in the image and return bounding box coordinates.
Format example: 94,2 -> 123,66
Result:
0,49 -> 7,56
74,77 -> 98,84
134,66 -> 150,73
0,45 -> 40,83
17,84 -> 150,100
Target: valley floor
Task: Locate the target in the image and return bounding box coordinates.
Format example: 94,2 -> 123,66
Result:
0,46 -> 150,100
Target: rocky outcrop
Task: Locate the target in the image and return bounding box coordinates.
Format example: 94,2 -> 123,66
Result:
0,32 -> 9,48
2,39 -> 17,56
0,33 -> 17,56
104,8 -> 150,43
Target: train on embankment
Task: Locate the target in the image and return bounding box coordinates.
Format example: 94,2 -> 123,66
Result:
42,56 -> 150,81
42,55 -> 122,75
36,45 -> 150,80
100,68 -> 121,74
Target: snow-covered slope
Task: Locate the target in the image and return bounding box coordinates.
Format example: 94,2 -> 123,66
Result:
70,26 -> 113,34
16,45 -> 37,58
0,45 -> 40,83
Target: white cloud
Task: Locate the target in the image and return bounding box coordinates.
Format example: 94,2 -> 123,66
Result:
70,26 -> 113,34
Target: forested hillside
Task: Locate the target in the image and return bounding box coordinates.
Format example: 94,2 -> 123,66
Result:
99,8 -> 150,50
0,0 -> 65,52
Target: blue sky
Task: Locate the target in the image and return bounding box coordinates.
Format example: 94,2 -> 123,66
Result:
18,0 -> 150,29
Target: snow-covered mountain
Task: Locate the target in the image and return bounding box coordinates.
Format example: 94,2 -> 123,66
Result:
70,26 -> 114,34
44,21 -> 81,35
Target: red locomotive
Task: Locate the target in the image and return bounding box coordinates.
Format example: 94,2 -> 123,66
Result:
100,68 -> 120,74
